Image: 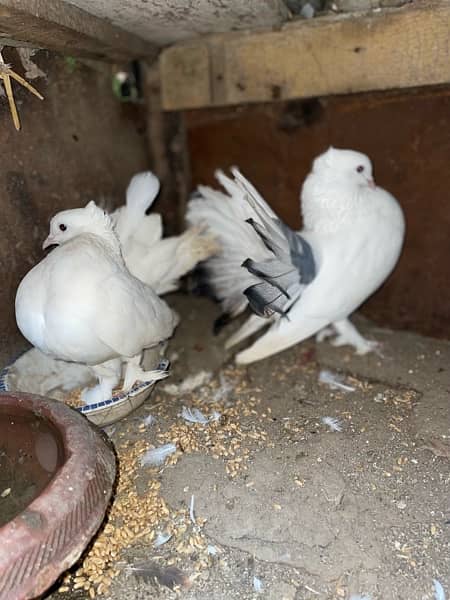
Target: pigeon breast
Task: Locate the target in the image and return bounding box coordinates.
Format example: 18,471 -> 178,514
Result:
15,233 -> 176,365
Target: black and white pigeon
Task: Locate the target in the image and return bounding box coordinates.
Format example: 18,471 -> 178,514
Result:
187,147 -> 405,364
110,171 -> 218,295
15,201 -> 178,404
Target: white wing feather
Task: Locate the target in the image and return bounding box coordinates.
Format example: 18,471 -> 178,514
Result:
113,171 -> 217,294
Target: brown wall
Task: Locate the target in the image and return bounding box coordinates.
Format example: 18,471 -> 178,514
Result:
0,50 -> 150,366
185,87 -> 450,339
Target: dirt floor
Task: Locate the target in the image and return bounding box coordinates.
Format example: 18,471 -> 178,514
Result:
49,293 -> 450,600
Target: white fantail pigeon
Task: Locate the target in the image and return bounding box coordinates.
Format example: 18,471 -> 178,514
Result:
187,147 -> 405,364
15,201 -> 178,404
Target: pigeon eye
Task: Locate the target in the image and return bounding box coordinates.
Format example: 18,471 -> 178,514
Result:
59,223 -> 67,232
356,165 -> 365,173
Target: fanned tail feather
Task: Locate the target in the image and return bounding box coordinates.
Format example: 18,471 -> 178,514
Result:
132,225 -> 219,295
113,171 -> 160,245
187,176 -> 268,316
187,168 -> 316,346
232,170 -> 315,318
110,172 -> 217,295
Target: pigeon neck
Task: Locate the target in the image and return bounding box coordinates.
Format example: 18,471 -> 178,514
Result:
102,230 -> 122,255
301,175 -> 362,233
85,228 -> 123,257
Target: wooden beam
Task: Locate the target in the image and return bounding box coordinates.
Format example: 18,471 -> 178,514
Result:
160,1 -> 450,110
0,0 -> 157,62
143,62 -> 191,234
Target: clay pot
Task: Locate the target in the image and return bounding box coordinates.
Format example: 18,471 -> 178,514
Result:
0,392 -> 116,600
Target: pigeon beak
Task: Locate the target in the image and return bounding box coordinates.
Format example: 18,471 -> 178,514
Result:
42,235 -> 56,250
367,178 -> 376,189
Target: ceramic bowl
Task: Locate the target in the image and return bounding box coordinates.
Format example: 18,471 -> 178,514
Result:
0,347 -> 168,427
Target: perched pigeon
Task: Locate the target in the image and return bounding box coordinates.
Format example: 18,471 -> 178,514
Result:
187,147 -> 405,364
15,201 -> 178,404
110,171 -> 218,295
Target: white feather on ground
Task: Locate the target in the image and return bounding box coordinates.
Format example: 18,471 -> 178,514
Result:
142,414 -> 157,427
321,416 -> 343,432
180,406 -> 221,424
253,576 -> 263,593
122,562 -> 189,590
189,494 -> 196,524
318,370 -> 355,392
140,443 -> 177,467
154,532 -> 172,547
434,579 -> 446,600
111,171 -> 219,295
163,370 -> 212,396
181,406 -> 209,424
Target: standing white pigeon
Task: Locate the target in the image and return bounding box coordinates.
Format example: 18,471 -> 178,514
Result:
110,171 -> 218,295
15,201 -> 179,404
187,147 -> 405,364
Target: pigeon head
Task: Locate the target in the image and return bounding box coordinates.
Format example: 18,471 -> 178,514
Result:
301,147 -> 378,233
43,201 -> 116,249
312,147 -> 375,189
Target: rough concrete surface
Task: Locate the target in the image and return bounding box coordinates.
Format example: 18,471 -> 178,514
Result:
48,294 -> 450,600
64,0 -> 289,46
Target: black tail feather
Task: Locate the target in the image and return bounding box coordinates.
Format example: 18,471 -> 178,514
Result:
242,257 -> 292,298
189,265 -> 219,300
213,312 -> 232,335
243,281 -> 287,318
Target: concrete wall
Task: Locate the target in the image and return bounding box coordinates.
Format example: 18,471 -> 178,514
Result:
64,0 -> 289,45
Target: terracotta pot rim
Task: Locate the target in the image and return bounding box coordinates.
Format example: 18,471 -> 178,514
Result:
0,391 -> 116,600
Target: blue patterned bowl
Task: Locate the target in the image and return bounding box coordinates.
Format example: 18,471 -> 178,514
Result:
0,348 -> 168,427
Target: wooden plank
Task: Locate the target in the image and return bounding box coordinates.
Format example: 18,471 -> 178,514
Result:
159,44 -> 211,110
0,0 -> 156,61
143,62 -> 191,233
160,1 -> 450,110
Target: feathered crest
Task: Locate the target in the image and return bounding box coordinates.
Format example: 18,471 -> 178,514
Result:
311,146 -> 336,172
84,200 -> 115,231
